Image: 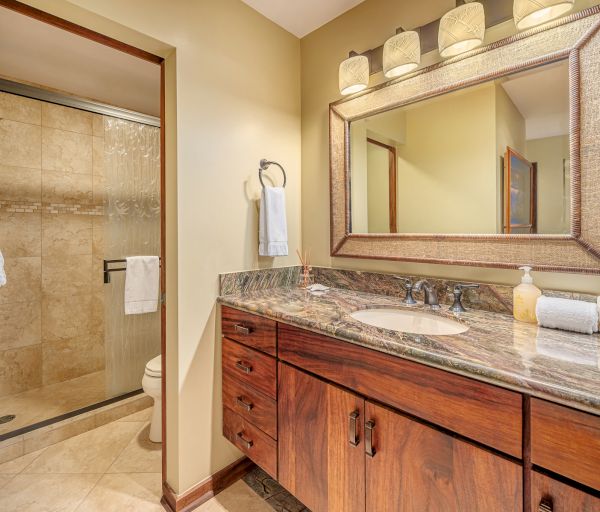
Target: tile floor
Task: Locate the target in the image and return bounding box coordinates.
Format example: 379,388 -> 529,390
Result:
0,407 -> 309,512
0,371 -> 108,436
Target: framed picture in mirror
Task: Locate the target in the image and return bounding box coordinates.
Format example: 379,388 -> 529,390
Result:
503,147 -> 537,235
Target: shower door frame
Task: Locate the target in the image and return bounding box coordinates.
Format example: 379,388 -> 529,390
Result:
0,0 -> 169,497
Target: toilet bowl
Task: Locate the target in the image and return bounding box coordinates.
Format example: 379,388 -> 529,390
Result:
142,354 -> 162,443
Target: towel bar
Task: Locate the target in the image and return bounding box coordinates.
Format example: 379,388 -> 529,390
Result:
258,159 -> 287,188
103,258 -> 161,284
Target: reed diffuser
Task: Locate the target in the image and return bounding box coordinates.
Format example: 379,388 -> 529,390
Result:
296,249 -> 313,289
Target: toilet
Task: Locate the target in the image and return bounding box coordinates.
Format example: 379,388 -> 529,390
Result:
142,354 -> 162,443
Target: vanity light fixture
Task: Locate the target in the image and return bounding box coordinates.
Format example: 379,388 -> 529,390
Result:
339,55 -> 370,95
514,0 -> 574,30
438,1 -> 486,58
383,30 -> 421,79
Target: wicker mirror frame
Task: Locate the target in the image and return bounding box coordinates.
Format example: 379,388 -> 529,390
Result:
330,6 -> 600,274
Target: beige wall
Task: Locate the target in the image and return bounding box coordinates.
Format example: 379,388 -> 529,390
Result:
495,82 -> 526,232
19,0 -> 301,495
527,135 -> 571,234
301,0 -> 600,293
366,142 -> 390,233
394,84 -> 497,233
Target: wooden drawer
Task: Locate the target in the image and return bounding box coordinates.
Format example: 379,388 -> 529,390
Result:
278,323 -> 522,458
223,406 -> 277,478
531,399 -> 600,491
222,371 -> 277,439
531,471 -> 600,512
222,337 -> 276,399
222,306 -> 277,356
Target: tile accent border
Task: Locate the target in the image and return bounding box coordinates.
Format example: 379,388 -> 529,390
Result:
0,393 -> 152,465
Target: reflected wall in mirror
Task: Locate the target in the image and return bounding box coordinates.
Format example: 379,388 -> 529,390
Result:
350,60 -> 570,235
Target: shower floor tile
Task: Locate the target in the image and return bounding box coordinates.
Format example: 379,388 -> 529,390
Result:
0,371 -> 108,436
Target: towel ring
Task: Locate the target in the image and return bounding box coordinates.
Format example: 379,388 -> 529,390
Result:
258,159 -> 287,188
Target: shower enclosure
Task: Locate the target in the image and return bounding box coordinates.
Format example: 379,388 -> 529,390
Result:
0,84 -> 161,439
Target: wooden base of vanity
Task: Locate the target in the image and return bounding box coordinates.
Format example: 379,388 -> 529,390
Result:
221,306 -> 600,512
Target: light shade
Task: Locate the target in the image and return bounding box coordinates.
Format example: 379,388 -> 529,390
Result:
514,0 -> 574,30
383,31 -> 421,79
438,2 -> 485,58
339,55 -> 369,95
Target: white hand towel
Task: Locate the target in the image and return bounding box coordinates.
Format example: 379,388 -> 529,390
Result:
259,186 -> 288,257
0,250 -> 6,287
124,256 -> 160,315
536,296 -> 599,335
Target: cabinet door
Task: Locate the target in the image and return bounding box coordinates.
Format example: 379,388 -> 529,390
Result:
532,471 -> 600,512
365,401 -> 523,512
278,363 -> 365,512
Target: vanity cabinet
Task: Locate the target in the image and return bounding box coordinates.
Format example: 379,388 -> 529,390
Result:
531,472 -> 600,512
220,306 -> 600,511
278,363 -> 365,512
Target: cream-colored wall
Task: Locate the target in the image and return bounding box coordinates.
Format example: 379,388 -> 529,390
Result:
301,0 -> 600,293
394,84 -> 497,233
495,83 -> 526,232
366,142 -> 390,233
350,123 -> 369,233
20,0 -> 301,495
527,135 -> 571,234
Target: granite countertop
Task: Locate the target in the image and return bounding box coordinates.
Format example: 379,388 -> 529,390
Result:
218,286 -> 600,416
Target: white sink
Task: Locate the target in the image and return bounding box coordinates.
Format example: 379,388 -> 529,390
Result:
350,308 -> 469,336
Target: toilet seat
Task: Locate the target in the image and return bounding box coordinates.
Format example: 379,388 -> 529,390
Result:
145,355 -> 161,378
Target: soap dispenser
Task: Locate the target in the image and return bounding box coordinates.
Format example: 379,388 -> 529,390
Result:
513,266 -> 541,323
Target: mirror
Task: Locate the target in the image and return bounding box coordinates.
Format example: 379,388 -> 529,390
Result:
349,59 -> 570,235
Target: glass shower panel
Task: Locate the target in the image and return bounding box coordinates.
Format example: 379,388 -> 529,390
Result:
103,117 -> 161,397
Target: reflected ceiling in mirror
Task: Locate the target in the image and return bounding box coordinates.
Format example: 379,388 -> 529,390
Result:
349,59 -> 571,235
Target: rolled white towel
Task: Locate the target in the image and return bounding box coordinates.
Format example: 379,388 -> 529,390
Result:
0,250 -> 6,287
536,296 -> 599,335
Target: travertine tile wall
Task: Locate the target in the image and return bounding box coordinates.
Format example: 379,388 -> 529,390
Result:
0,91 -> 106,397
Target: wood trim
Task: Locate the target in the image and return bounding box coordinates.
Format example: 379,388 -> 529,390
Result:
161,458 -> 255,512
366,138 -> 397,234
329,8 -> 600,273
0,0 -> 163,64
160,59 -> 168,483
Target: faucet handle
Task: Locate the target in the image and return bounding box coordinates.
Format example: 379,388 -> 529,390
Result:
449,283 -> 480,313
392,276 -> 417,305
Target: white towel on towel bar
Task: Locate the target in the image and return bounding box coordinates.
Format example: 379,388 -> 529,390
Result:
259,186 -> 288,257
0,250 -> 6,287
124,256 -> 160,315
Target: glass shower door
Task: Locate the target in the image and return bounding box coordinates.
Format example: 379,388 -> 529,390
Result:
102,117 -> 161,397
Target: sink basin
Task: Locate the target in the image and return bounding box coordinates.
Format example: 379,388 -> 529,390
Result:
350,308 -> 469,336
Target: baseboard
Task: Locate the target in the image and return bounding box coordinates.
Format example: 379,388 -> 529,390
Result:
161,457 -> 255,512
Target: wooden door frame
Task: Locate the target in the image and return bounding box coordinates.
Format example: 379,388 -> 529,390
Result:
366,137 -> 398,233
0,0 -> 169,498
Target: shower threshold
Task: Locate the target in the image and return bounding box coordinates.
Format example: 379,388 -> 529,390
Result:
0,371 -> 143,442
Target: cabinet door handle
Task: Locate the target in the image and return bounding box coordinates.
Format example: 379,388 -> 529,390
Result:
234,324 -> 252,335
236,432 -> 253,449
348,411 -> 359,446
539,498 -> 553,512
236,396 -> 253,411
235,361 -> 253,374
365,420 -> 376,457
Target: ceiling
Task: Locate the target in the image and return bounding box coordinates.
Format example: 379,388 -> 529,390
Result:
241,0 -> 366,38
501,60 -> 570,140
0,6 -> 160,116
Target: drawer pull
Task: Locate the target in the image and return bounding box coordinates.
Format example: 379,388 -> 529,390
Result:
365,420 -> 376,457
234,324 -> 252,335
349,411 -> 360,446
236,396 -> 253,411
236,432 -> 253,449
539,498 -> 553,512
235,361 -> 253,374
